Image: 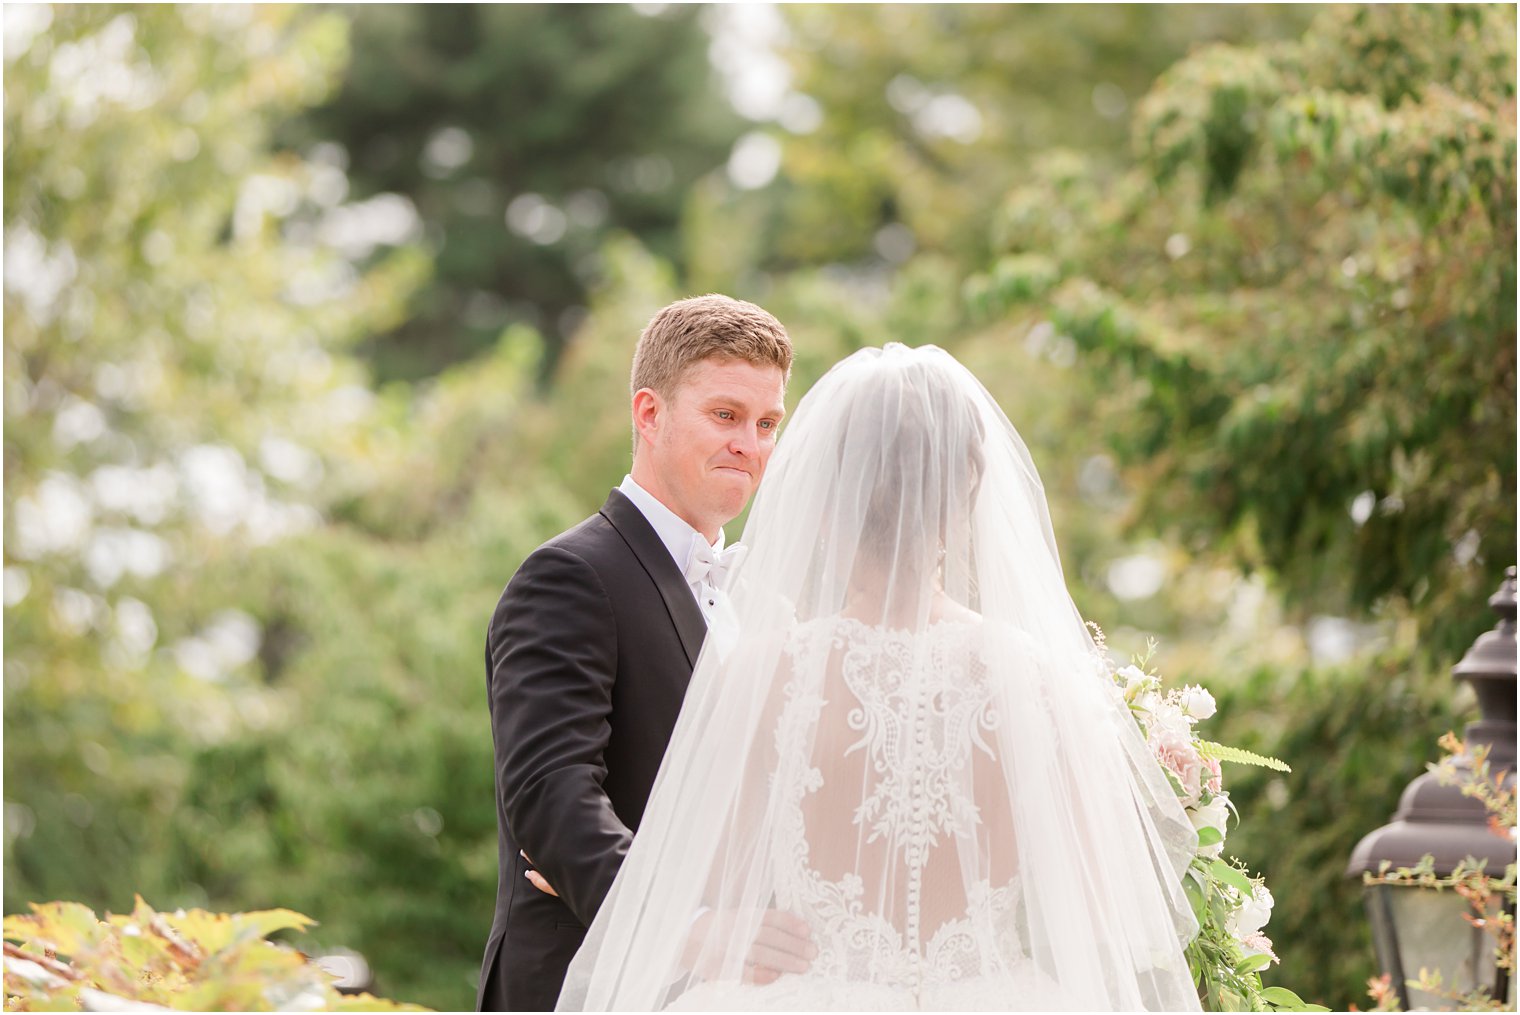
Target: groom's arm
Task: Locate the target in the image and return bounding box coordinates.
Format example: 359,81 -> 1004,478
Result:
488,544 -> 630,928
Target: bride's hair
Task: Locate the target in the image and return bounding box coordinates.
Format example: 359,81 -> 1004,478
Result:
774,347 -> 990,623
840,352 -> 988,615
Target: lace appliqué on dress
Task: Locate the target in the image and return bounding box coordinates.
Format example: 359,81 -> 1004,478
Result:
767,617 -> 1022,997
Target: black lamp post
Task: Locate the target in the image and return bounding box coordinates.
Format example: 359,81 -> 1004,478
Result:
1347,566 -> 1517,1010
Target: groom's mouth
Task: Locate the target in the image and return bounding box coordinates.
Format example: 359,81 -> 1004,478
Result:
714,465 -> 752,480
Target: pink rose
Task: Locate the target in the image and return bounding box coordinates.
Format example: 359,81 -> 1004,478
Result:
1151,726 -> 1204,807
1204,756 -> 1223,795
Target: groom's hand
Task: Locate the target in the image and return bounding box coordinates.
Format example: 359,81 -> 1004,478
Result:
683,909 -> 816,985
520,850 -> 559,897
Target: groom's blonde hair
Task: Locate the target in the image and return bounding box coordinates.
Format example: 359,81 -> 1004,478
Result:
630,294 -> 793,453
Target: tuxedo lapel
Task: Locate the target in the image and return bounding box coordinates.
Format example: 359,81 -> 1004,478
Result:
600,489 -> 706,667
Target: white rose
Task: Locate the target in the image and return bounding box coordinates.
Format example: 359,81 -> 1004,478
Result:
1179,684 -> 1217,720
1149,700 -> 1192,743
1227,884 -> 1274,939
1118,664 -> 1149,690
1189,795 -> 1230,857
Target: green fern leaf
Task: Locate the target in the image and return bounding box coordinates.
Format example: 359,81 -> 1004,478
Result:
1197,740 -> 1291,772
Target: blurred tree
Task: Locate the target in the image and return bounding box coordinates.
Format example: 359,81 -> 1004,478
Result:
11,4 -> 1507,1012
153,239 -> 687,1009
1206,653 -> 1461,1010
284,4 -> 743,383
696,4 -> 1317,278
676,6 -> 1345,687
3,0 -> 423,981
968,3 -> 1516,663
961,5 -> 1516,1005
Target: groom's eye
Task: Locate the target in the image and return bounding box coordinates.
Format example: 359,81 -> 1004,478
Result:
716,410 -> 735,421
758,419 -> 777,431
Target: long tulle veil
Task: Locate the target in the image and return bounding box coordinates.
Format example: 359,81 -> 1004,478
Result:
558,343 -> 1200,1011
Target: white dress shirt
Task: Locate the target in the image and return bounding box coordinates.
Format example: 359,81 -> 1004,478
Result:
618,475 -> 727,622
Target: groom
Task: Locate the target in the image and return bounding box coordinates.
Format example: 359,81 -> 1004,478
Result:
477,295 -> 811,1011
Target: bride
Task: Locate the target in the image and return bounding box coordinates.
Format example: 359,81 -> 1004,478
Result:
557,344 -> 1201,1011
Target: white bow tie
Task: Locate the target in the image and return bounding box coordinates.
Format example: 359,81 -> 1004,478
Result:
684,536 -> 748,589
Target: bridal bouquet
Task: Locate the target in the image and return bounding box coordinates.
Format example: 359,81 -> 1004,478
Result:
1095,628 -> 1326,1013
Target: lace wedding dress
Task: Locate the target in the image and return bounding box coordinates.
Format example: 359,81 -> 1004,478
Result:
669,614 -> 1078,1012
559,345 -> 1201,1011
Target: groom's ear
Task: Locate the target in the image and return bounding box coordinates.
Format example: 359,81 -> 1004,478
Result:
631,386 -> 663,447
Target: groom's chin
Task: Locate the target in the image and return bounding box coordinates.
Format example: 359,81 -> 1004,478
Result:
711,487 -> 752,522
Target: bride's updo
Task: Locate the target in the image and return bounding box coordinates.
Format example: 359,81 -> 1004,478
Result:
824,344 -> 987,622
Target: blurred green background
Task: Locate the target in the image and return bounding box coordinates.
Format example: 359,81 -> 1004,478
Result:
4,4 -> 1513,1010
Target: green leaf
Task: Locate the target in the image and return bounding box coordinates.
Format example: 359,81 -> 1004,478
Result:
1196,740 -> 1291,772
1236,952 -> 1272,973
4,902 -> 105,959
1209,858 -> 1256,895
118,930 -> 162,970
1196,824 -> 1224,846
1184,876 -> 1209,922
1257,985 -> 1297,1006
231,909 -> 318,943
1259,985 -> 1314,1008
330,994 -> 431,1012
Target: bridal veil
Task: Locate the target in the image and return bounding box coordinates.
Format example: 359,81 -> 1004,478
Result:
558,343 -> 1201,1011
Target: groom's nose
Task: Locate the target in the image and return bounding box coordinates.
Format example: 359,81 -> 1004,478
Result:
728,427 -> 759,458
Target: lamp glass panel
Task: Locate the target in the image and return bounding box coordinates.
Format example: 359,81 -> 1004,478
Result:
1386,886 -> 1511,1009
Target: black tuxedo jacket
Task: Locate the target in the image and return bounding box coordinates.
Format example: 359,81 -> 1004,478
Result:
477,489 -> 706,1012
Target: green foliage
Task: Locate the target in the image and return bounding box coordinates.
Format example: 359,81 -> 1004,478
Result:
3,896 -> 425,1011
1205,654 -> 1462,1009
285,5 -> 743,382
7,6 -> 1513,1013
767,5 -> 1315,267
1197,741 -> 1293,773
158,517 -> 550,1008
1183,854 -> 1328,1012
2,3 -> 445,1005
2,1 -> 421,885
1105,641 -> 1319,1011
152,240 -> 699,1008
968,4 -> 1517,663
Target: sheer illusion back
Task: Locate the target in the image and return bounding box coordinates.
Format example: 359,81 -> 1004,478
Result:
766,615 -> 1023,998
559,345 -> 1201,1011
